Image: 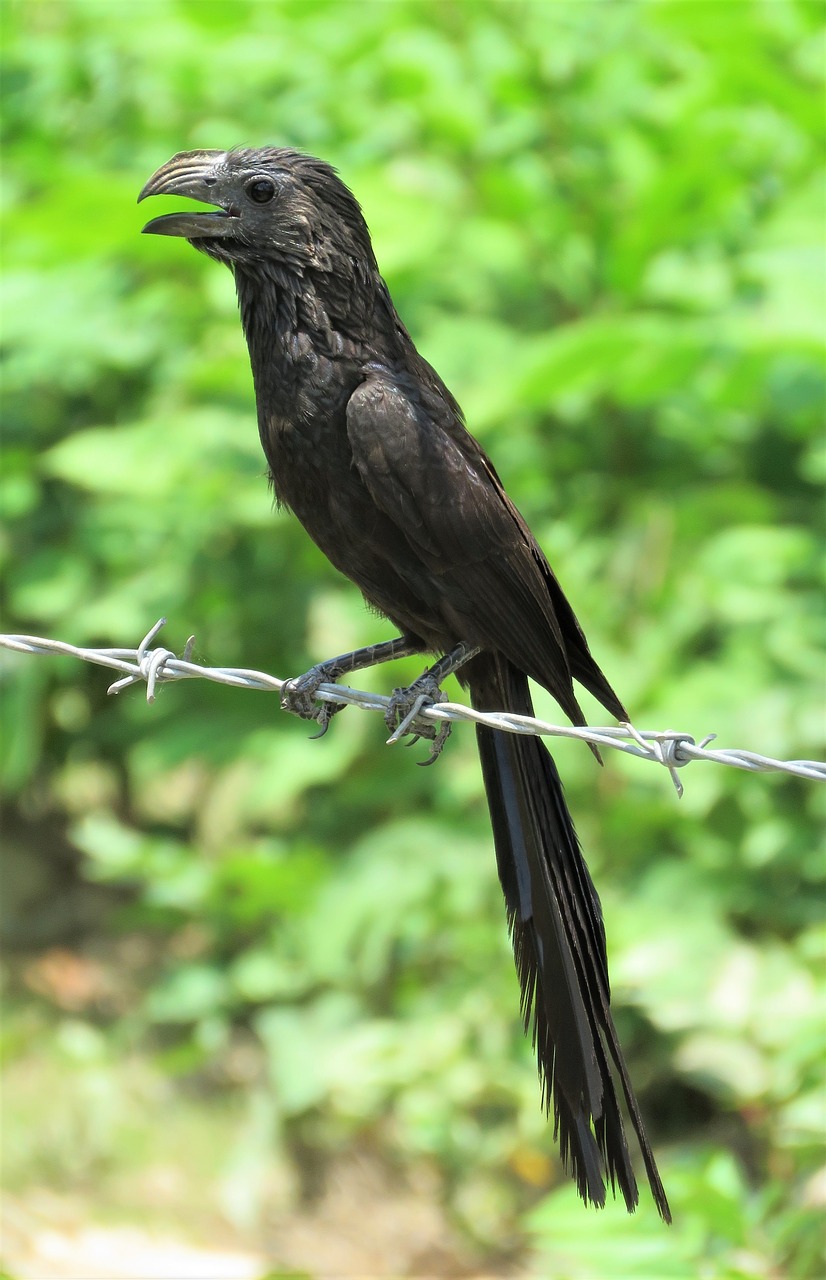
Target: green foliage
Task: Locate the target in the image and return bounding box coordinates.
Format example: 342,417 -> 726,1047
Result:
1,0 -> 823,1273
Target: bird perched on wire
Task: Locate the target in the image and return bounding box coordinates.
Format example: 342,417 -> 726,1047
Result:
139,147 -> 670,1221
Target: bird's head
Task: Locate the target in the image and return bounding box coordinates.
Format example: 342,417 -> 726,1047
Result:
139,147 -> 376,278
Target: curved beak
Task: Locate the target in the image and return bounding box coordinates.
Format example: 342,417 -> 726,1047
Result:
139,150 -> 238,238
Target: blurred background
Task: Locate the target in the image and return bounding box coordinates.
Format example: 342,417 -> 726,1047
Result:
1,1 -> 823,1276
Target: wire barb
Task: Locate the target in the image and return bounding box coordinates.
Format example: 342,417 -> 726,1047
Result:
1,622 -> 823,790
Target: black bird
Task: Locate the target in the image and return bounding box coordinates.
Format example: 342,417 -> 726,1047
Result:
139,148 -> 670,1220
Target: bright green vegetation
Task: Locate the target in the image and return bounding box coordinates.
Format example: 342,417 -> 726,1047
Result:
2,2 -> 823,1276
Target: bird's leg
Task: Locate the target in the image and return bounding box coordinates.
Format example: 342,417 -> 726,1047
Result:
281,635 -> 419,736
385,642 -> 482,764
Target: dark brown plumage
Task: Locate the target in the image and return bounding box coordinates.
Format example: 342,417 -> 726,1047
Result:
139,148 -> 670,1220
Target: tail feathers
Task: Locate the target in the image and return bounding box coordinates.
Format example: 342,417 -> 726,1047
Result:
470,653 -> 670,1222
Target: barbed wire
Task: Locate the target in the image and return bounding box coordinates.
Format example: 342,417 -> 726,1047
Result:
1,618 -> 823,798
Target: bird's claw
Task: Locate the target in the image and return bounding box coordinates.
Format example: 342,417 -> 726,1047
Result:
384,673 -> 452,764
281,662 -> 345,735
307,701 -> 344,738
416,727 -> 451,766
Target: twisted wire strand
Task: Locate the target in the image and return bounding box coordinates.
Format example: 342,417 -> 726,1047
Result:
2,619 -> 823,798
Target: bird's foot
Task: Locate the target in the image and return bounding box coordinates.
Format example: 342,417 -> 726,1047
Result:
281,662 -> 346,738
384,671 -> 451,766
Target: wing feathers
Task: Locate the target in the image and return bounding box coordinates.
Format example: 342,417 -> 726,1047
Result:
347,372 -> 616,723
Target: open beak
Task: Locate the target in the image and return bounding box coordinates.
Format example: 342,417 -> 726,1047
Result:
139,150 -> 238,238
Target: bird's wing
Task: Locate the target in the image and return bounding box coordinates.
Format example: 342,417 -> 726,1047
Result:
346,369 -> 585,720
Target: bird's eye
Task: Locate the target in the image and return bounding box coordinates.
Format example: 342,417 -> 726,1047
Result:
246,178 -> 276,204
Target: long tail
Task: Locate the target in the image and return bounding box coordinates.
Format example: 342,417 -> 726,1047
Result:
469,652 -> 671,1221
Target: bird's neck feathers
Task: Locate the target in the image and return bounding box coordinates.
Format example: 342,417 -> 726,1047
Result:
233,259 -> 302,360
232,255 -> 404,373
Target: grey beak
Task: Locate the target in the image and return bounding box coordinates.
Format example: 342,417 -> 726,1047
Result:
139,150 -> 238,238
